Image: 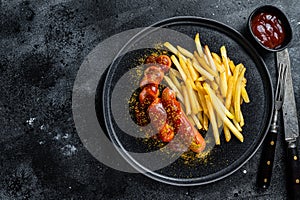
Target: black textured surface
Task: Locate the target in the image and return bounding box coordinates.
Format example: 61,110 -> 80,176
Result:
1,0 -> 300,199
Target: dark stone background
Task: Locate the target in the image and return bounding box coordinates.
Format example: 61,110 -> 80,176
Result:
1,0 -> 300,199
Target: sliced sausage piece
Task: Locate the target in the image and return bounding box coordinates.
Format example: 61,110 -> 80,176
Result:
161,87 -> 206,153
156,55 -> 172,73
148,98 -> 174,142
140,66 -> 164,87
158,123 -> 174,142
148,98 -> 167,131
139,84 -> 159,107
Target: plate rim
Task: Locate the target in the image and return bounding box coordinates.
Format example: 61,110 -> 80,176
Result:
102,16 -> 274,186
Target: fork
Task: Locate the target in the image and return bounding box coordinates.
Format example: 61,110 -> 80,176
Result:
257,63 -> 288,189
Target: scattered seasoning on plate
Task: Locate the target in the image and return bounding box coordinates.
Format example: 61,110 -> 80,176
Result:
250,12 -> 286,49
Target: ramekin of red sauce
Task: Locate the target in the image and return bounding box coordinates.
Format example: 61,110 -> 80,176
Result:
248,5 -> 292,52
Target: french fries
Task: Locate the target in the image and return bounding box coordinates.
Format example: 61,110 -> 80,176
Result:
169,69 -> 182,90
163,33 -> 250,145
205,95 -> 220,145
192,59 -> 214,81
195,33 -> 204,56
194,51 -> 218,77
163,76 -> 184,103
164,42 -> 178,55
171,55 -> 187,81
182,84 -> 191,115
234,68 -> 246,122
204,45 -> 218,73
191,114 -> 203,130
177,45 -> 194,59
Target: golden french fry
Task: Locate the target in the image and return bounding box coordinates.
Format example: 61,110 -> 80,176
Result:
177,52 -> 187,63
179,54 -> 192,80
240,109 -> 245,127
219,71 -> 227,97
203,83 -> 234,119
186,58 -> 199,81
212,104 -> 244,142
191,114 -> 203,130
193,89 -> 202,112
241,86 -> 250,103
233,117 -> 243,132
204,45 -> 218,73
182,84 -> 191,115
232,63 -> 242,95
186,79 -> 199,114
229,60 -> 236,74
171,55 -> 187,81
195,82 -> 209,116
214,75 -> 220,85
216,92 -> 224,103
233,63 -> 243,77
211,52 -> 222,64
216,113 -> 223,128
223,125 -> 231,142
169,68 -> 182,80
177,45 -> 194,59
206,52 -> 221,84
197,76 -> 207,82
209,80 -> 219,91
225,76 -> 234,109
230,107 -> 243,131
223,115 -> 244,142
188,115 -> 195,126
192,59 -> 214,81
193,51 -> 218,77
170,70 -> 182,90
203,113 -> 209,131
220,45 -> 232,77
164,42 -> 178,55
214,60 -> 225,73
179,55 -> 197,90
205,95 -> 220,145
234,68 -> 246,122
180,59 -> 197,90
195,33 -> 204,56
197,86 -> 209,114
164,76 -> 184,103
203,54 -> 210,66
197,112 -> 203,125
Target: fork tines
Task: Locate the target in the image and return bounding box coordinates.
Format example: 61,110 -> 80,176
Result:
274,63 -> 288,109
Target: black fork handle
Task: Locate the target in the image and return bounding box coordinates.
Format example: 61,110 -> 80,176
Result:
257,123 -> 278,189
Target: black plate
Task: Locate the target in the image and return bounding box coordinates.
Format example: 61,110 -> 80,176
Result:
102,16 -> 274,185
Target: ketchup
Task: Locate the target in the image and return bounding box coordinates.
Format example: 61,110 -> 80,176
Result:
251,12 -> 286,49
